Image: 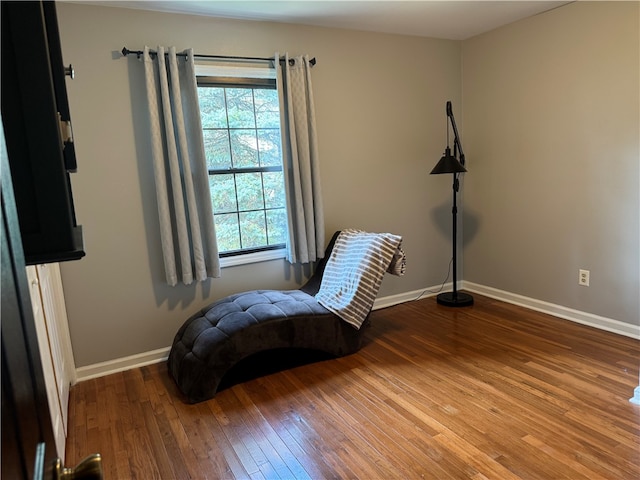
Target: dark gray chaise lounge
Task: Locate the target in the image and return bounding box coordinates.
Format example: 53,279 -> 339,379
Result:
168,231 -> 367,403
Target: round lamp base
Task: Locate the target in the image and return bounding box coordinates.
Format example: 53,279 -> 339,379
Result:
436,291 -> 474,307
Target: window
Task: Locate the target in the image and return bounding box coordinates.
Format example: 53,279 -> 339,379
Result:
197,73 -> 287,259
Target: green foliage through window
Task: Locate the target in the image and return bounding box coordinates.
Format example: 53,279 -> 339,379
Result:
197,79 -> 287,255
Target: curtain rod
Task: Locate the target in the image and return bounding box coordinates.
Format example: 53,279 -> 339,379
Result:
121,47 -> 316,66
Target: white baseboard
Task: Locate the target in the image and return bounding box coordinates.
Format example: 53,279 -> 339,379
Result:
75,282 -> 638,382
373,284 -> 446,310
75,346 -> 171,383
463,281 -> 640,340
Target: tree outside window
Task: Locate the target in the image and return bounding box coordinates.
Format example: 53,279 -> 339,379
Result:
197,79 -> 287,256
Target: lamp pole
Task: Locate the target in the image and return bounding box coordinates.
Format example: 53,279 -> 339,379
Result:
452,175 -> 459,298
435,174 -> 473,306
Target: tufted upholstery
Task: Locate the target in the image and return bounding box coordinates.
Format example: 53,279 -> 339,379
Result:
167,232 -> 367,403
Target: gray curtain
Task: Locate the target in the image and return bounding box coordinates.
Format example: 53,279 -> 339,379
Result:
276,53 -> 325,264
143,46 -> 220,286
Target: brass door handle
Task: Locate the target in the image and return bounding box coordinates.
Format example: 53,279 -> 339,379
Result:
52,454 -> 103,480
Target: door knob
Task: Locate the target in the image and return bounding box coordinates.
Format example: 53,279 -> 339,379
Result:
52,453 -> 103,480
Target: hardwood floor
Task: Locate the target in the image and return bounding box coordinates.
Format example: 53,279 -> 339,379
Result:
66,294 -> 640,479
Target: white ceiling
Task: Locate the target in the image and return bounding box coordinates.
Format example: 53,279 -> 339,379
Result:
70,1 -> 572,40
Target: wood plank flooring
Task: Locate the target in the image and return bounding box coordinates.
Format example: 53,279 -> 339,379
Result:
65,294 -> 640,479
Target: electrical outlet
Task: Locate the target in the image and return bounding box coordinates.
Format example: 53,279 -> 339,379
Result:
579,269 -> 590,287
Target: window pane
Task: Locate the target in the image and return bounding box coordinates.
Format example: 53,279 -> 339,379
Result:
198,80 -> 287,256
239,210 -> 267,248
214,213 -> 241,251
209,174 -> 237,214
230,130 -> 259,168
257,129 -> 282,167
262,172 -> 285,209
266,208 -> 287,245
226,88 -> 256,128
202,130 -> 231,169
254,89 -> 280,128
235,172 -> 264,211
198,88 -> 227,128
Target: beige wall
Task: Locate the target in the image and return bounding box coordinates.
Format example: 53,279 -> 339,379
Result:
56,3 -> 461,367
462,1 -> 639,325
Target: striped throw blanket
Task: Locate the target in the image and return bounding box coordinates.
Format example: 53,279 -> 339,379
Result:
315,229 -> 405,329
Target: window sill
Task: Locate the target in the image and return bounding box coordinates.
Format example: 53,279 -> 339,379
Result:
220,248 -> 286,268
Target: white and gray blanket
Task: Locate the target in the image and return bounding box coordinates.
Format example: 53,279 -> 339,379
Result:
315,229 -> 405,329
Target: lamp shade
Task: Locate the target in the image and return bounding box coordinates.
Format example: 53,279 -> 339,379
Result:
430,147 -> 467,174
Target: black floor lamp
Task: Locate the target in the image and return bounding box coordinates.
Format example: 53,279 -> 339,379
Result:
430,101 -> 473,307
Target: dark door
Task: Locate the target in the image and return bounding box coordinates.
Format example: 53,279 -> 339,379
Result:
1,129 -> 57,479
2,2 -> 100,478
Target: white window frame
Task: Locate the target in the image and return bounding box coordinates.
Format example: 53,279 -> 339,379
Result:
219,248 -> 286,268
